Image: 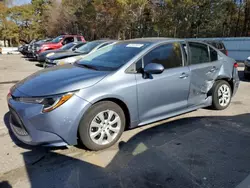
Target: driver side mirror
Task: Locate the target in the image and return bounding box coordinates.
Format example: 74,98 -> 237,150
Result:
144,63 -> 164,74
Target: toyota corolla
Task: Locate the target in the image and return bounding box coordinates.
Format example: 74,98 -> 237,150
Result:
7,38 -> 240,150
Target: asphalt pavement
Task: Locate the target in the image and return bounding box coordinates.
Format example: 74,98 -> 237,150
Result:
0,55 -> 250,188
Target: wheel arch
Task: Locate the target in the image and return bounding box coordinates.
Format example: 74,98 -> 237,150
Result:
92,97 -> 131,130
215,77 -> 234,93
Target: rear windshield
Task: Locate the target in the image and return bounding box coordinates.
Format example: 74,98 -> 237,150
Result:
76,41 -> 152,71
75,41 -> 104,53
60,42 -> 76,50
51,36 -> 63,43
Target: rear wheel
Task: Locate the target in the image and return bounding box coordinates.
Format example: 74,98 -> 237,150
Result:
78,101 -> 125,151
211,80 -> 232,110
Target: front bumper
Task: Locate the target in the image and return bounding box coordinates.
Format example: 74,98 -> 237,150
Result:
43,59 -> 56,68
8,94 -> 91,146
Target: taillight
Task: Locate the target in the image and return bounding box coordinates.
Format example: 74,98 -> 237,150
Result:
7,91 -> 12,101
226,50 -> 228,56
234,62 -> 238,68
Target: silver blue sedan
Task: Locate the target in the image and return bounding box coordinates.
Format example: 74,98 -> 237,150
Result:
7,38 -> 240,150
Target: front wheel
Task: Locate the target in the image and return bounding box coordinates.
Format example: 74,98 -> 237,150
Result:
78,101 -> 125,151
211,80 -> 232,110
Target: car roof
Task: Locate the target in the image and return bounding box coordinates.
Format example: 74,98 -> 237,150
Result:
120,37 -> 183,44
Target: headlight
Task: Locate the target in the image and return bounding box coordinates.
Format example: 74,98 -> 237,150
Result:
65,57 -> 77,64
55,57 -> 77,66
14,92 -> 75,113
46,52 -> 55,57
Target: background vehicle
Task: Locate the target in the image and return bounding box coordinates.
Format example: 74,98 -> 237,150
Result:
188,39 -> 228,56
8,38 -> 240,151
44,40 -> 117,67
26,38 -> 52,58
36,35 -> 86,55
244,56 -> 250,79
37,42 -> 86,62
18,39 -> 37,56
204,40 -> 228,55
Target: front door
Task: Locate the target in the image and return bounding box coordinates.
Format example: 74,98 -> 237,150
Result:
135,42 -> 190,124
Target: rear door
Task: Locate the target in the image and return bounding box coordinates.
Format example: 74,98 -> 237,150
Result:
135,42 -> 190,124
187,42 -> 222,107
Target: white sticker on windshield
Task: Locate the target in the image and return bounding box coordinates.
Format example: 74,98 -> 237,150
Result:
126,44 -> 144,48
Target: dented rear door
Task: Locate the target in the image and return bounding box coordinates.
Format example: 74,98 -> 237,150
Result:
187,42 -> 222,107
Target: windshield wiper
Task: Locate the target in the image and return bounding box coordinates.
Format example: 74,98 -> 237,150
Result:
77,63 -> 98,70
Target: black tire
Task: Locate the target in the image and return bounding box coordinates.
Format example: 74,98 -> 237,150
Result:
78,101 -> 125,151
211,80 -> 232,110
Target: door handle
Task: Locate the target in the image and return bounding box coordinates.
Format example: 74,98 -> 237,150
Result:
179,73 -> 189,79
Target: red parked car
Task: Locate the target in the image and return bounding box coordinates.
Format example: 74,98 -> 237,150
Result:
35,35 -> 85,55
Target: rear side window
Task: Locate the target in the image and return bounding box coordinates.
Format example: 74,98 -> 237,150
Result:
189,42 -> 209,65
71,43 -> 85,51
210,47 -> 218,61
143,43 -> 183,69
63,37 -> 74,44
97,42 -> 112,49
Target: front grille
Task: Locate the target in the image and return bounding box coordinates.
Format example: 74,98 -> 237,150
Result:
9,108 -> 29,136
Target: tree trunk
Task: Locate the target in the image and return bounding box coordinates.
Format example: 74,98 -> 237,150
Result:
3,37 -> 6,47
235,2 -> 242,37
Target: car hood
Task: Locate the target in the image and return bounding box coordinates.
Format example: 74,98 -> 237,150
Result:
40,49 -> 68,57
12,64 -> 109,97
48,51 -> 85,60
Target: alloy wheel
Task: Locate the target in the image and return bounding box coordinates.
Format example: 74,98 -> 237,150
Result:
89,110 -> 121,145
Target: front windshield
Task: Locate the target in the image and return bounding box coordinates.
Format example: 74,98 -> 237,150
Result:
60,42 -> 76,50
51,36 -> 63,43
76,41 -> 152,71
75,41 -> 104,53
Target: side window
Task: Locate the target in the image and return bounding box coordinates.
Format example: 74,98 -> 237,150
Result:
136,59 -> 143,73
97,42 -> 112,49
77,37 -> 82,41
210,47 -> 218,62
143,43 -> 183,69
189,42 -> 209,65
75,43 -> 85,49
63,37 -> 74,44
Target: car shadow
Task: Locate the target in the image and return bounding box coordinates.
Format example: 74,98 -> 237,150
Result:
26,58 -> 37,62
2,113 -> 250,188
0,181 -> 12,188
35,63 -> 44,68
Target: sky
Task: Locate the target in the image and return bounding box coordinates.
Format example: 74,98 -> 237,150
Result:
12,0 -> 31,6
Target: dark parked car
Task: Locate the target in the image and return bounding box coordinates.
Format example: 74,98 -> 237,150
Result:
19,39 -> 37,56
26,38 -> 52,58
7,38 -> 240,150
244,56 -> 250,79
45,40 -> 117,67
37,42 -> 86,63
